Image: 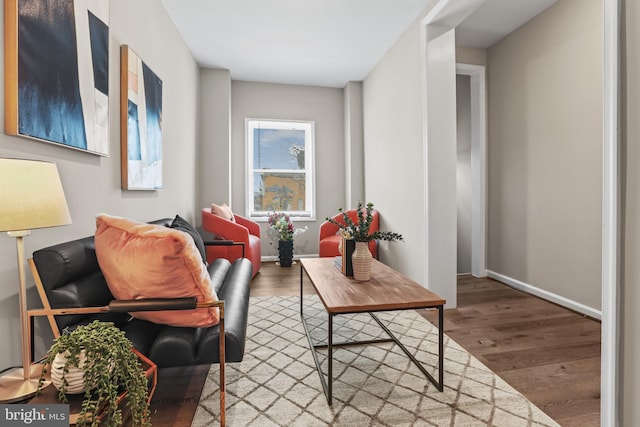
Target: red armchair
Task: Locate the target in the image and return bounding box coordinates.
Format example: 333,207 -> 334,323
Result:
201,208 -> 261,278
319,209 -> 379,258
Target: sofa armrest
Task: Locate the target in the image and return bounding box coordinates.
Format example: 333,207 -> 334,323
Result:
108,297 -> 198,312
201,258 -> 251,363
28,298 -> 224,323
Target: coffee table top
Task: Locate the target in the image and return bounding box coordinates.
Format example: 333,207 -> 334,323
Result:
300,257 -> 445,314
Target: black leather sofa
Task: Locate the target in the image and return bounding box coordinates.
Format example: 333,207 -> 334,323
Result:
30,218 -> 252,367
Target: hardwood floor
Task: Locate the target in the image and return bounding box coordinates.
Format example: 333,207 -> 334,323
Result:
149,262 -> 600,426
422,274 -> 601,426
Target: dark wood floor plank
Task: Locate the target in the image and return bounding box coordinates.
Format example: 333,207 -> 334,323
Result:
481,341 -> 601,371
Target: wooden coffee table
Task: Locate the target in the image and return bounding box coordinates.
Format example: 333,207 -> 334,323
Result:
299,257 -> 446,404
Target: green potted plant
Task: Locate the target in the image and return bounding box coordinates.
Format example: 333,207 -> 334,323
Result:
326,202 -> 403,280
38,320 -> 151,427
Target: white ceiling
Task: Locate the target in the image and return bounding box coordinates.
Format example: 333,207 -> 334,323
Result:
160,0 -> 558,88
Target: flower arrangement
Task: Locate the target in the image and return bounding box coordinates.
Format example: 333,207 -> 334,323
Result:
268,211 -> 307,241
326,202 -> 404,243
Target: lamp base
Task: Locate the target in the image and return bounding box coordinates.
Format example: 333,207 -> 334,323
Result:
0,364 -> 48,403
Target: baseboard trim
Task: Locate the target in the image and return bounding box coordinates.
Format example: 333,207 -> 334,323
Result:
486,270 -> 602,321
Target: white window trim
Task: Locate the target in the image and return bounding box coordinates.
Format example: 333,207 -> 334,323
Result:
245,118 -> 316,221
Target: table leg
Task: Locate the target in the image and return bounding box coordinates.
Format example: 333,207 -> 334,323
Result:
300,263 -> 304,316
438,305 -> 444,390
368,309 -> 444,392
328,314 -> 333,405
299,265 -> 333,404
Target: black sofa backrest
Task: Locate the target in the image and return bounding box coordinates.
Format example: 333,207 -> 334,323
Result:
32,235 -> 126,332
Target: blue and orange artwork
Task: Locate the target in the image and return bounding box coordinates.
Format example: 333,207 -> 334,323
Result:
124,46 -> 163,190
16,0 -> 109,155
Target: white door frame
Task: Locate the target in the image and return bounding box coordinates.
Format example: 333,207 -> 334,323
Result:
422,0 -> 619,424
601,0 -> 619,424
456,63 -> 487,277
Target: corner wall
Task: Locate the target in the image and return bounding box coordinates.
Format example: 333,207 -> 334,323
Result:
344,82 -> 365,207
0,0 -> 199,370
198,69 -> 232,210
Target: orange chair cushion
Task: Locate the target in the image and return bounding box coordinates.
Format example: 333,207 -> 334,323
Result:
94,214 -> 219,327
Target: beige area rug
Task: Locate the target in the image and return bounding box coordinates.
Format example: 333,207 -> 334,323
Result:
192,296 -> 559,426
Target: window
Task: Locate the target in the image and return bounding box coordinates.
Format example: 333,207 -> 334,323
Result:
246,119 -> 315,220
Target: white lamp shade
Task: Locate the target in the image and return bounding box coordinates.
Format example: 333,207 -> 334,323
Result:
0,158 -> 72,232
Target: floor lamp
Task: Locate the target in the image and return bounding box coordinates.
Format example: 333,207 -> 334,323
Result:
0,158 -> 71,403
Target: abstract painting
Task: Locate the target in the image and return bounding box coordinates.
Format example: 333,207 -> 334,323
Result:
120,45 -> 163,190
4,0 -> 110,156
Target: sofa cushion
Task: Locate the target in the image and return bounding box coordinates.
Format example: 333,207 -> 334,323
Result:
94,214 -> 220,327
169,214 -> 207,264
211,202 -> 235,222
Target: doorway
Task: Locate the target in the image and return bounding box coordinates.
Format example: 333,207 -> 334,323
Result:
456,63 -> 486,278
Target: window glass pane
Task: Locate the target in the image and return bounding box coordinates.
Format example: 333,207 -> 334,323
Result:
246,119 -> 314,220
253,128 -> 305,170
253,172 -> 306,212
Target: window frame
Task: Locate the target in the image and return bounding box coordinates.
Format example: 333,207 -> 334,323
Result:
245,118 -> 316,221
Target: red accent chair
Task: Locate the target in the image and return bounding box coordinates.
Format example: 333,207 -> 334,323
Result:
319,209 -> 379,258
201,208 -> 261,278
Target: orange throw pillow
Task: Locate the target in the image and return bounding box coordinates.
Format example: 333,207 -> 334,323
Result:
94,214 -> 219,327
211,202 -> 235,222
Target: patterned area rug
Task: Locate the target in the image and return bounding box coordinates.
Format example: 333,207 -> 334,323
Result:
192,296 -> 559,426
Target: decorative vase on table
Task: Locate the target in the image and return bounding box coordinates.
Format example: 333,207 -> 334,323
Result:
324,202 -> 404,279
278,240 -> 294,267
352,241 -> 373,281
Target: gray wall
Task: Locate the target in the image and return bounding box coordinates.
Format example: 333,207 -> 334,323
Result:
486,0 -> 603,310
0,0 -> 199,370
229,81 -> 345,257
456,75 -> 472,274
344,82 -> 365,208
198,69 -> 232,210
623,0 -> 640,423
362,6 -> 431,284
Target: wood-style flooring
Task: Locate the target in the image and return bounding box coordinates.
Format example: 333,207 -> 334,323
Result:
148,261 -> 601,426
421,274 -> 601,426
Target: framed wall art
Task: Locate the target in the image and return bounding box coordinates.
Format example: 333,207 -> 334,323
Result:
4,0 -> 110,156
120,45 -> 163,190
